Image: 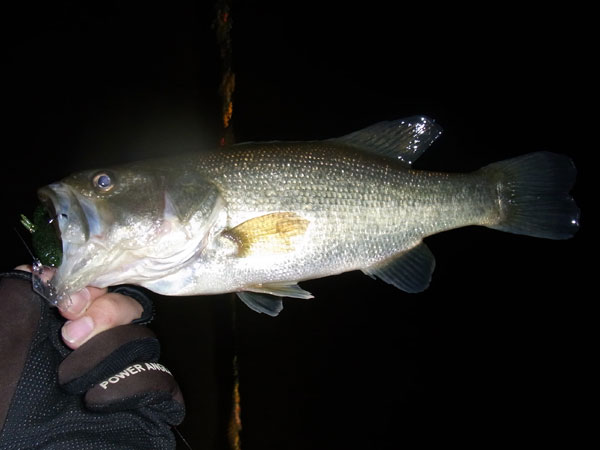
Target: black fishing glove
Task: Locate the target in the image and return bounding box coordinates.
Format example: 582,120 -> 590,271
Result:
0,271 -> 185,450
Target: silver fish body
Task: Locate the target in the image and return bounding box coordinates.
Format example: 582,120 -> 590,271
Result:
38,117 -> 579,315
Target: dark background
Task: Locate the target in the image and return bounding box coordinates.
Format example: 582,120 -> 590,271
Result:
2,2 -> 591,449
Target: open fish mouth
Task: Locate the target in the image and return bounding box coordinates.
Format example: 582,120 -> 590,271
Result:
40,195 -> 64,242
32,184 -> 104,306
21,197 -> 65,268
37,183 -> 91,248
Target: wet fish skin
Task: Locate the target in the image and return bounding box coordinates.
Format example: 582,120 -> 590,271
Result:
158,144 -> 494,290
37,117 -> 579,315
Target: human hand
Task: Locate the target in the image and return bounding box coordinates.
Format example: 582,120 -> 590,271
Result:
0,269 -> 185,449
15,265 -> 144,349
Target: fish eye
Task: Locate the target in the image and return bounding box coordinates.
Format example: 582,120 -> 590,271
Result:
92,172 -> 115,192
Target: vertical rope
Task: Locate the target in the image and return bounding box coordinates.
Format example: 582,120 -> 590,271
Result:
214,2 -> 241,450
215,0 -> 235,147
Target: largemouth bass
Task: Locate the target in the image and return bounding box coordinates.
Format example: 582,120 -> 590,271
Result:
36,116 -> 579,315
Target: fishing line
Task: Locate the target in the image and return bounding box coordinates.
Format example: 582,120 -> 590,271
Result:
14,221 -> 68,308
13,227 -> 55,304
173,425 -> 194,450
14,226 -> 37,262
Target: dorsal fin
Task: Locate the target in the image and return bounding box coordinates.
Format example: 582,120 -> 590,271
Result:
329,116 -> 443,166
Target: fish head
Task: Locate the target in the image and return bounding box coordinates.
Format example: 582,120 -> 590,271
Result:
37,161 -> 223,300
39,167 -> 162,244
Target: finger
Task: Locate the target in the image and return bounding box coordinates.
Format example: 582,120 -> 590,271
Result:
61,292 -> 144,350
13,264 -> 103,319
59,286 -> 108,320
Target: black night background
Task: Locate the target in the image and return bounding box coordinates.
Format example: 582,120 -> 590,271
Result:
2,2 -> 591,449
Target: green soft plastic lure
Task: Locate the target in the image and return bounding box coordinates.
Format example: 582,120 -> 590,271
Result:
21,205 -> 62,267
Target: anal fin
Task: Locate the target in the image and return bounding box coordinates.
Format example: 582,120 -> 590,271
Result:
362,242 -> 436,293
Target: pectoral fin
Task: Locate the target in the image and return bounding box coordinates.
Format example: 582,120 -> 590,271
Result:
224,212 -> 309,257
247,282 -> 314,299
363,242 -> 436,293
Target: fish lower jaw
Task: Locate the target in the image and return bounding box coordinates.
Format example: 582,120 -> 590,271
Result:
74,244 -> 205,291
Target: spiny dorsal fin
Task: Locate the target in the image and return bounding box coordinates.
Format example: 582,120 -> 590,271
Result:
224,212 -> 309,257
329,116 -> 443,166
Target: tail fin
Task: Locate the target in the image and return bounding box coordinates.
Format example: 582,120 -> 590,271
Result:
483,152 -> 579,239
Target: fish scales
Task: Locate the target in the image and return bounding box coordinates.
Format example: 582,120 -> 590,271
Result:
149,142 -> 502,296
